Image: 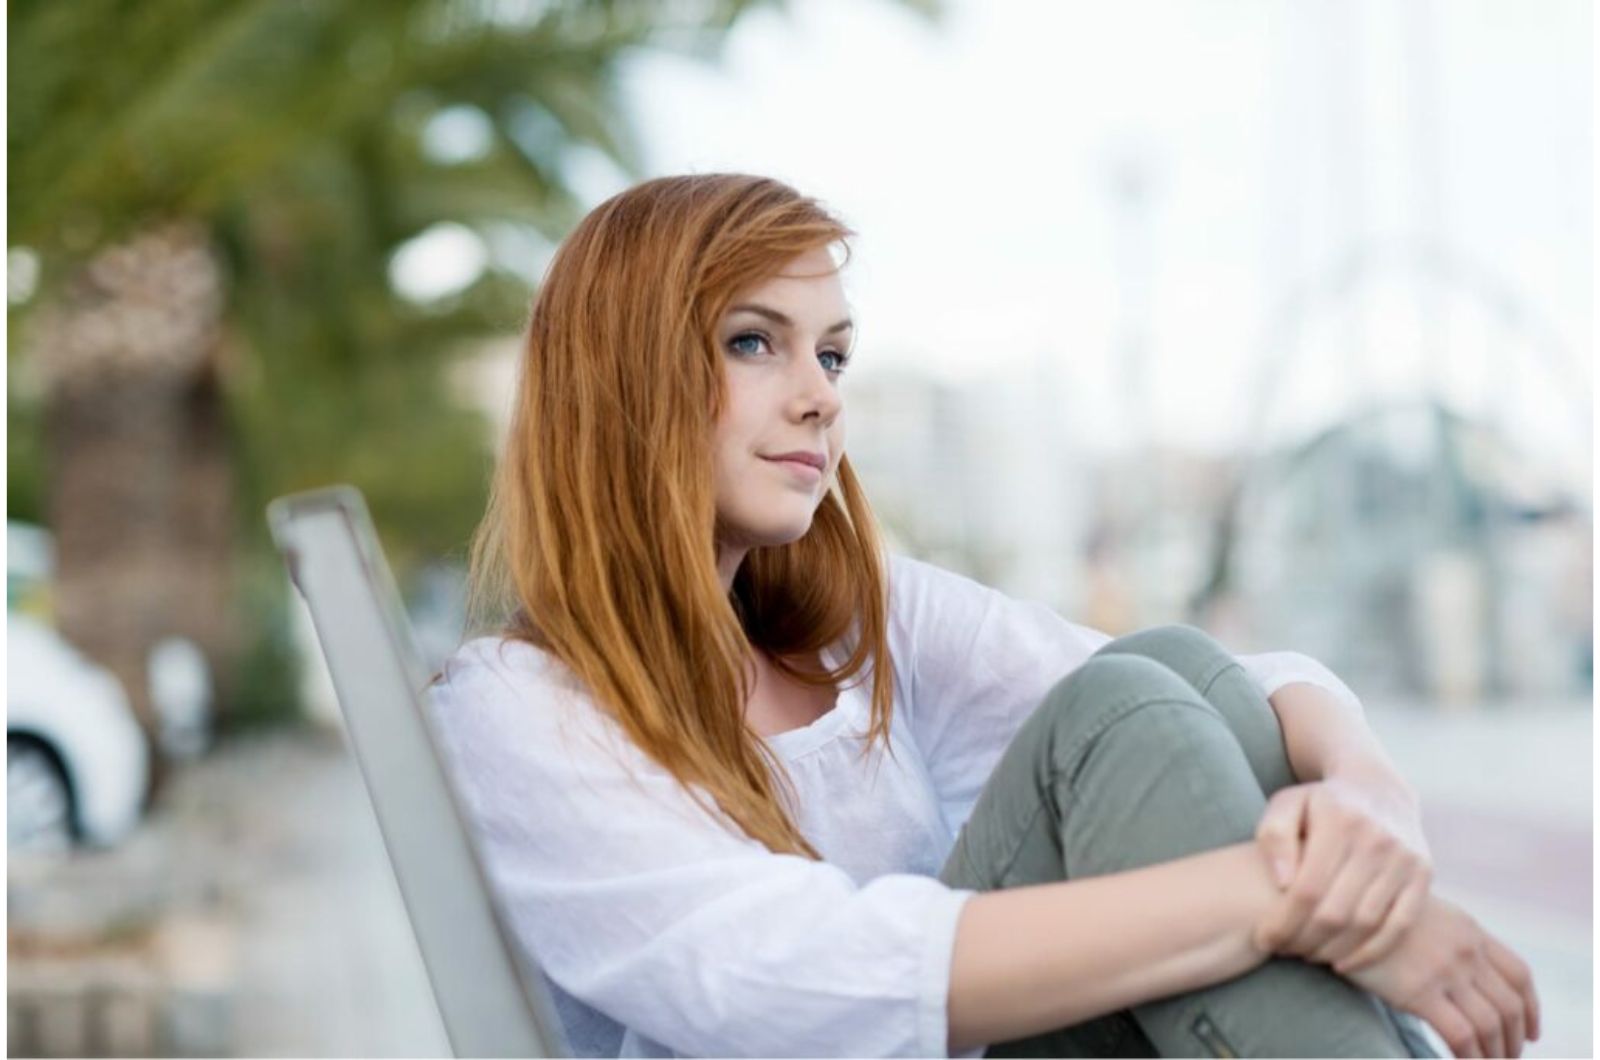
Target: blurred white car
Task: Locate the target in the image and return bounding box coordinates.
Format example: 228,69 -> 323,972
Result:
7,520 -> 179,851
8,612 -> 151,850
8,519 -> 215,761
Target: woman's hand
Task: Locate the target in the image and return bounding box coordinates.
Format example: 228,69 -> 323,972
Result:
1251,770 -> 1433,971
1341,894 -> 1540,1058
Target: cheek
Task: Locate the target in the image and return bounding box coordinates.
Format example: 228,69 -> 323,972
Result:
711,419 -> 760,492
712,415 -> 752,473
714,373 -> 764,445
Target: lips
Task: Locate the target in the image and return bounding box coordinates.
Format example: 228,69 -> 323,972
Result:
762,450 -> 826,471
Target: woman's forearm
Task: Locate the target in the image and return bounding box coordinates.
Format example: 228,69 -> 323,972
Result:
1269,681 -> 1407,787
946,841 -> 1279,1054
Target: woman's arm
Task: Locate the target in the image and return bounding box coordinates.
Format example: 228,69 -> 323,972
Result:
1255,682 -> 1434,972
946,841 -> 1278,1053
944,839 -> 1540,1058
1269,680 -> 1413,789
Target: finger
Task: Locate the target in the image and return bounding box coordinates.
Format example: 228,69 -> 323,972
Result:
1278,805 -> 1354,954
1252,794 -> 1312,951
1483,936 -> 1541,1042
1420,990 -> 1483,1059
1473,962 -> 1526,1057
1335,873 -> 1430,975
1295,854 -> 1381,959
1256,860 -> 1334,955
1450,981 -> 1506,1059
1314,856 -> 1410,966
1254,788 -> 1309,887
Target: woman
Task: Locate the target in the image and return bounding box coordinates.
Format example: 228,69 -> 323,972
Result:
430,174 -> 1539,1057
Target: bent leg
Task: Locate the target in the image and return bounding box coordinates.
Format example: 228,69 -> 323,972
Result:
1091,624 -> 1297,796
938,641 -> 1420,1057
1092,625 -> 1438,1056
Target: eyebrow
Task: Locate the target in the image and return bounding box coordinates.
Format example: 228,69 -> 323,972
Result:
728,303 -> 854,336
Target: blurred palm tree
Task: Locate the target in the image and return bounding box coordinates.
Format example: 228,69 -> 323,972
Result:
8,0 -> 944,750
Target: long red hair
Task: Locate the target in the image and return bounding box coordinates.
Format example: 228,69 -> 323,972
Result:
464,174 -> 894,859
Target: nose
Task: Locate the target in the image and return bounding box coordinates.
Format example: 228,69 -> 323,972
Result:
788,354 -> 843,426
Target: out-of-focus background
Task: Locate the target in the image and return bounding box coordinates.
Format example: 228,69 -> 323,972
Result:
6,0 -> 1591,1056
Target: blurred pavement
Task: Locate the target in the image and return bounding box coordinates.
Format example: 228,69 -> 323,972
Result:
1364,702 -> 1592,1059
9,731 -> 449,1058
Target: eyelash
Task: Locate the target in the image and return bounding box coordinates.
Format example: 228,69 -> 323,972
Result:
726,330 -> 851,376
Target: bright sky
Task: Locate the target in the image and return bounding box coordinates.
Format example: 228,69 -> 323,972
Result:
405,0 -> 1590,489
560,0 -> 1589,486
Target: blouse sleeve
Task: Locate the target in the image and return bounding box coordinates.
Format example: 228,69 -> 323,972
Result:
887,554 -> 1367,835
427,641 -> 975,1058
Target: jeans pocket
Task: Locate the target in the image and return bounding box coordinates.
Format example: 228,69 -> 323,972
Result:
1190,1012 -> 1240,1058
1386,1006 -> 1441,1058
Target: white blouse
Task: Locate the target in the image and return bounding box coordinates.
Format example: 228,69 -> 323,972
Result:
426,553 -> 1364,1058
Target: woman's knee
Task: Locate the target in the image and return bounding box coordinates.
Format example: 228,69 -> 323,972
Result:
1095,623 -> 1238,697
1094,624 -> 1296,795
1033,653 -> 1228,772
1032,654 -> 1270,872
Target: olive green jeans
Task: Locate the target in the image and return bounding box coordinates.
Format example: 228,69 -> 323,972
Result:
938,625 -> 1438,1058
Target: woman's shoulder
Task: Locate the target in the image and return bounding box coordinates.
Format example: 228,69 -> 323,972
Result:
884,550 -> 999,619
436,632 -> 542,681
424,632 -> 649,770
440,632 -> 557,676
886,550 -> 989,589
430,634 -> 589,719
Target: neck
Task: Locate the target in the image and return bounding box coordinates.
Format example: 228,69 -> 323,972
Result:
717,542 -> 748,595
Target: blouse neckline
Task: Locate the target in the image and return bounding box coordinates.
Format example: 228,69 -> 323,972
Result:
763,641 -> 865,759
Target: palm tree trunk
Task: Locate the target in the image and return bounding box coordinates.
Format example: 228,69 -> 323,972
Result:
37,220 -> 238,778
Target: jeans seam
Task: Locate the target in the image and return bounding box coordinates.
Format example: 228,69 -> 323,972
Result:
1058,695 -> 1220,793
988,800 -> 1050,888
981,692 -> 1227,894
951,818 -> 993,889
1195,657 -> 1244,699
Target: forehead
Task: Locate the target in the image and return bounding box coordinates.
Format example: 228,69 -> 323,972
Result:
731,247 -> 847,306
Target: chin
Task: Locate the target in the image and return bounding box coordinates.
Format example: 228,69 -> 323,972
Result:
731,509 -> 816,548
754,521 -> 814,547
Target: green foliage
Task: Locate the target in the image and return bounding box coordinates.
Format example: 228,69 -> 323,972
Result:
11,1 -> 657,250
225,555 -> 307,731
9,0 -> 825,552
6,384 -> 46,527
211,130 -> 519,576
9,0 -> 946,724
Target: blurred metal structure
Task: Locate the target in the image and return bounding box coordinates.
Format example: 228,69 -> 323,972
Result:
267,486 -> 570,1058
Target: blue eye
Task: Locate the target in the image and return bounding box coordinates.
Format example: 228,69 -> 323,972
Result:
726,330 -> 850,378
728,332 -> 769,357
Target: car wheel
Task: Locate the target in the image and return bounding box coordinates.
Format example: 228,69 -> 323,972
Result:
7,737 -> 74,853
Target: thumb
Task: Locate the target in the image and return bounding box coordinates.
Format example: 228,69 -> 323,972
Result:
1255,788 -> 1308,888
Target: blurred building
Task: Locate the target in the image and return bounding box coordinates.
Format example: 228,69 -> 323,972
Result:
843,363 -> 1590,708
1216,399 -> 1591,705
842,362 -> 1095,619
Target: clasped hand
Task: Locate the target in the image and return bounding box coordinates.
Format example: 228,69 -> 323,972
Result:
1251,774 -> 1432,970
1252,775 -> 1541,1058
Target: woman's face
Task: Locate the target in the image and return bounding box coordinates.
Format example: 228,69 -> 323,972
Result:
712,246 -> 853,560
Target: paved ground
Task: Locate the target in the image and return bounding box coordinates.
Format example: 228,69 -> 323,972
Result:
9,731 -> 449,1057
1364,703 -> 1593,1059
8,701 -> 1591,1057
